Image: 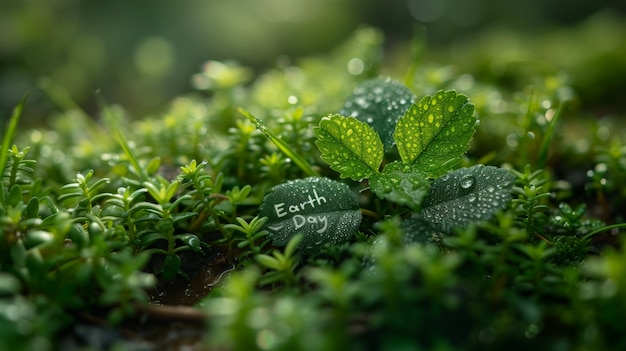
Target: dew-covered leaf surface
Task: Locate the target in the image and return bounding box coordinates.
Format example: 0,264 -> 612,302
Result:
259,177 -> 362,251
339,77 -> 414,152
394,90 -> 476,177
419,165 -> 516,234
314,114 -> 384,181
400,216 -> 438,245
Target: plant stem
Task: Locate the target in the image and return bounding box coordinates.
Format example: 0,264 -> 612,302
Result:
583,223 -> 626,242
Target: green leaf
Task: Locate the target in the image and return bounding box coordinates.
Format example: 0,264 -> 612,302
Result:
140,232 -> 167,249
25,197 -> 40,218
176,233 -> 202,252
370,162 -> 430,211
23,230 -> 54,249
339,77 -> 414,151
7,185 -> 22,206
145,156 -> 162,175
255,254 -> 282,271
283,233 -> 303,259
394,90 -> 476,177
0,272 -> 22,295
259,177 -> 361,252
419,165 -> 516,234
314,114 -> 383,181
162,254 -> 182,281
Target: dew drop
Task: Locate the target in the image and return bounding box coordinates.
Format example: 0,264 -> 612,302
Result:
355,97 -> 367,107
347,57 -> 365,75
467,193 -> 477,203
460,174 -> 475,189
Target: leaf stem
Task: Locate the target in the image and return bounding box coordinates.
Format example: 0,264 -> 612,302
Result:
582,223 -> 626,242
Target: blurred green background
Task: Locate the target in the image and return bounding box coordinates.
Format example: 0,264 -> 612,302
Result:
1,0 -> 624,125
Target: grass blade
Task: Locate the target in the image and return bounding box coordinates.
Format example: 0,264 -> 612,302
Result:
537,101 -> 565,170
238,108 -> 319,177
1,96 -> 28,205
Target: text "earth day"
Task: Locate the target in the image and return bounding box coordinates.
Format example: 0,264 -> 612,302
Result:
273,189 -> 329,233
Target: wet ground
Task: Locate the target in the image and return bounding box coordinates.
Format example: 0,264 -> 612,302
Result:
60,247 -> 235,350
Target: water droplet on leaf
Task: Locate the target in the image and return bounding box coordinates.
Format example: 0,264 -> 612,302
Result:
460,174 -> 475,189
419,165 -> 516,234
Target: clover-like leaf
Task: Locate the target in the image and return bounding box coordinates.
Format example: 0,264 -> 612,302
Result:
418,165 -> 516,234
394,90 -> 476,177
370,162 -> 430,211
314,114 -> 383,181
339,77 -> 414,152
259,177 -> 361,252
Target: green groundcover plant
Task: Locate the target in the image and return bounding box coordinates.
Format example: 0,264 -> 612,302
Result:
2,21 -> 626,351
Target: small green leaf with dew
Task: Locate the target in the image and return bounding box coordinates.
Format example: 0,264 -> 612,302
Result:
394,90 -> 476,177
418,165 -> 516,234
314,114 -> 384,181
370,162 -> 430,211
259,177 -> 361,252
